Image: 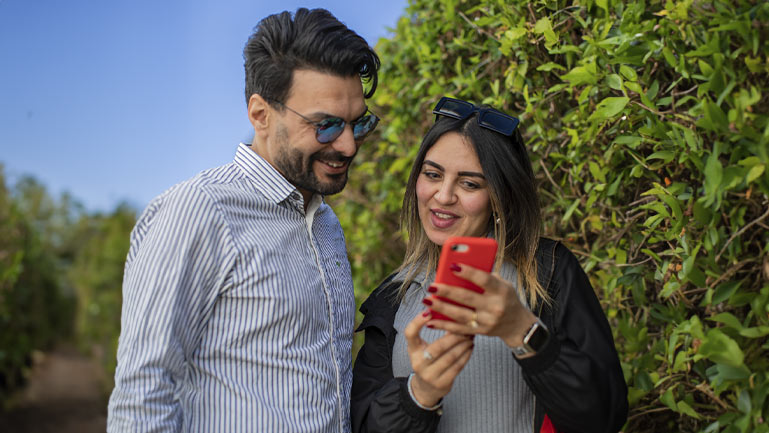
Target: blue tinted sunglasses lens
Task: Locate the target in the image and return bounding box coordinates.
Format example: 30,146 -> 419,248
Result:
316,118 -> 345,143
352,114 -> 379,140
479,110 -> 519,136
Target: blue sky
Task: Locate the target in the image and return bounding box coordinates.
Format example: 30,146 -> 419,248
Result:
0,0 -> 407,212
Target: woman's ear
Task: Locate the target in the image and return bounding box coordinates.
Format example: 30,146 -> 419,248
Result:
247,94 -> 270,138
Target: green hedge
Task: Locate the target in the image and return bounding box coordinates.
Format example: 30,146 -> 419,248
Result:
331,0 -> 769,431
0,170 -> 75,404
68,204 -> 135,393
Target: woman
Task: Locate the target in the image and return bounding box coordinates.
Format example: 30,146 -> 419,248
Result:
350,97 -> 628,433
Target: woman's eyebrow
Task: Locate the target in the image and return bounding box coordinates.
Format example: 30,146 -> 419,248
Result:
423,160 -> 485,179
458,171 -> 485,179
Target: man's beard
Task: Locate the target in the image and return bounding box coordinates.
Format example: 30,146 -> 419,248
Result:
273,127 -> 354,196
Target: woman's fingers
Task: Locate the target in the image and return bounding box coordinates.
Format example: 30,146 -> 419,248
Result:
425,295 -> 479,327
437,343 -> 474,383
425,316 -> 477,335
429,282 -> 483,308
448,263 -> 500,294
424,336 -> 473,374
409,335 -> 474,405
404,309 -> 432,348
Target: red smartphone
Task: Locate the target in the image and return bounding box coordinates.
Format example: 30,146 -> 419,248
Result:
429,236 -> 498,321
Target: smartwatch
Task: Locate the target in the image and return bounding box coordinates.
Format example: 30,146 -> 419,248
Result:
511,319 -> 549,357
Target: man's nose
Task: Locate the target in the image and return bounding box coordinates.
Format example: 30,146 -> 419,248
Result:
331,124 -> 357,157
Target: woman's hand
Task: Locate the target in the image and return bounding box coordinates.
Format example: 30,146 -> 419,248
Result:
423,263 -> 538,350
405,310 -> 474,407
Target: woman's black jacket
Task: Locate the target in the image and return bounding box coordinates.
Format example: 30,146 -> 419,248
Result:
350,238 -> 628,433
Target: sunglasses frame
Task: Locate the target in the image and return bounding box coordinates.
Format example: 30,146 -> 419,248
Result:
270,99 -> 379,144
432,97 -> 520,136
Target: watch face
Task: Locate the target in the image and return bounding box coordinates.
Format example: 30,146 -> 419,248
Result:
526,323 -> 549,352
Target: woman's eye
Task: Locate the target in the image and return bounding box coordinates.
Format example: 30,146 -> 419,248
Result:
422,170 -> 441,179
462,180 -> 482,190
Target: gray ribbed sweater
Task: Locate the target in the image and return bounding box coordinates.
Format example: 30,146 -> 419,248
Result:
391,264 -> 534,433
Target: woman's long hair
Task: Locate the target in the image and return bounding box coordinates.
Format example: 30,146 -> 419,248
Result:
397,111 -> 547,308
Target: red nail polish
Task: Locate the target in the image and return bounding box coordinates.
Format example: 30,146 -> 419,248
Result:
427,324 -> 434,329
422,298 -> 433,306
427,285 -> 437,293
422,311 -> 431,317
450,263 -> 461,272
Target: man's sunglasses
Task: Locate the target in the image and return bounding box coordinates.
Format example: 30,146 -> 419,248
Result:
432,97 -> 520,136
271,100 -> 379,144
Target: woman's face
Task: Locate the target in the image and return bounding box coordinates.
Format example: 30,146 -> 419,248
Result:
416,132 -> 492,246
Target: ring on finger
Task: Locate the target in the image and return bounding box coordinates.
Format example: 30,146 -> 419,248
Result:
468,311 -> 479,329
422,349 -> 434,361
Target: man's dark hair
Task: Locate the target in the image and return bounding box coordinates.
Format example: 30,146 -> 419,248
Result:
243,8 -> 380,104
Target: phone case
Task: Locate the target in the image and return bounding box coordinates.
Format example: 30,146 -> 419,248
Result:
429,236 -> 498,321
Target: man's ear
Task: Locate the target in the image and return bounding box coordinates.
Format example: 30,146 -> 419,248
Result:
247,94 -> 270,138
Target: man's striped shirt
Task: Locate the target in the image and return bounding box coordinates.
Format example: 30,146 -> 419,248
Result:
107,143 -> 355,432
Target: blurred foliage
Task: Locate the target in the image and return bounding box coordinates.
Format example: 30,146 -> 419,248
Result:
0,169 -> 76,403
332,0 -> 769,431
0,165 -> 135,403
68,204 -> 135,392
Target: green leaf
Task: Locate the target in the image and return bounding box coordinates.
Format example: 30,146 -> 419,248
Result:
737,389 -> 751,414
607,74 -> 624,91
614,135 -> 642,147
704,152 -> 724,198
561,63 -> 598,86
712,281 -> 740,305
537,62 -> 566,72
660,388 -> 677,411
625,81 -> 643,94
533,17 -> 557,49
619,65 -> 638,81
745,164 -> 765,184
699,100 -> 729,132
707,363 -> 751,385
709,312 -> 744,331
696,328 -> 745,367
589,96 -> 629,122
739,326 -> 769,338
678,400 -> 702,419
647,151 -> 676,163
562,198 -> 581,223
504,27 -> 527,41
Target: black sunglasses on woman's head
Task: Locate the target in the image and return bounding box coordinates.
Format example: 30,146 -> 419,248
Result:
432,97 -> 520,136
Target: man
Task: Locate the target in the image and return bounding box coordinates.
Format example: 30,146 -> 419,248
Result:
107,8 -> 380,432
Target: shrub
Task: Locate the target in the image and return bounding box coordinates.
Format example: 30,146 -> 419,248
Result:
332,0 -> 769,431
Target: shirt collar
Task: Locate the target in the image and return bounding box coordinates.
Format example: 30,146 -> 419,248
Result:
233,142 -> 302,205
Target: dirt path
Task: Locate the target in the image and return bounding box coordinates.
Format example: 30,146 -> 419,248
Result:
0,345 -> 108,433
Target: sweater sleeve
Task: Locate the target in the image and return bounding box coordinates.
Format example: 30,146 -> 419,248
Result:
516,244 -> 628,433
351,289 -> 441,433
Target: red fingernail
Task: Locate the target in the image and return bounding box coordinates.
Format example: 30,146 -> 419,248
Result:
422,298 -> 433,306
422,311 -> 431,317
450,263 -> 461,272
427,285 -> 438,293
427,324 -> 434,329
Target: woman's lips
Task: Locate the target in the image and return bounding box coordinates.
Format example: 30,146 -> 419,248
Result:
430,209 -> 458,229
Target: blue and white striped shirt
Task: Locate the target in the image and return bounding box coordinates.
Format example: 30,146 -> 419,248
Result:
107,143 -> 355,432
